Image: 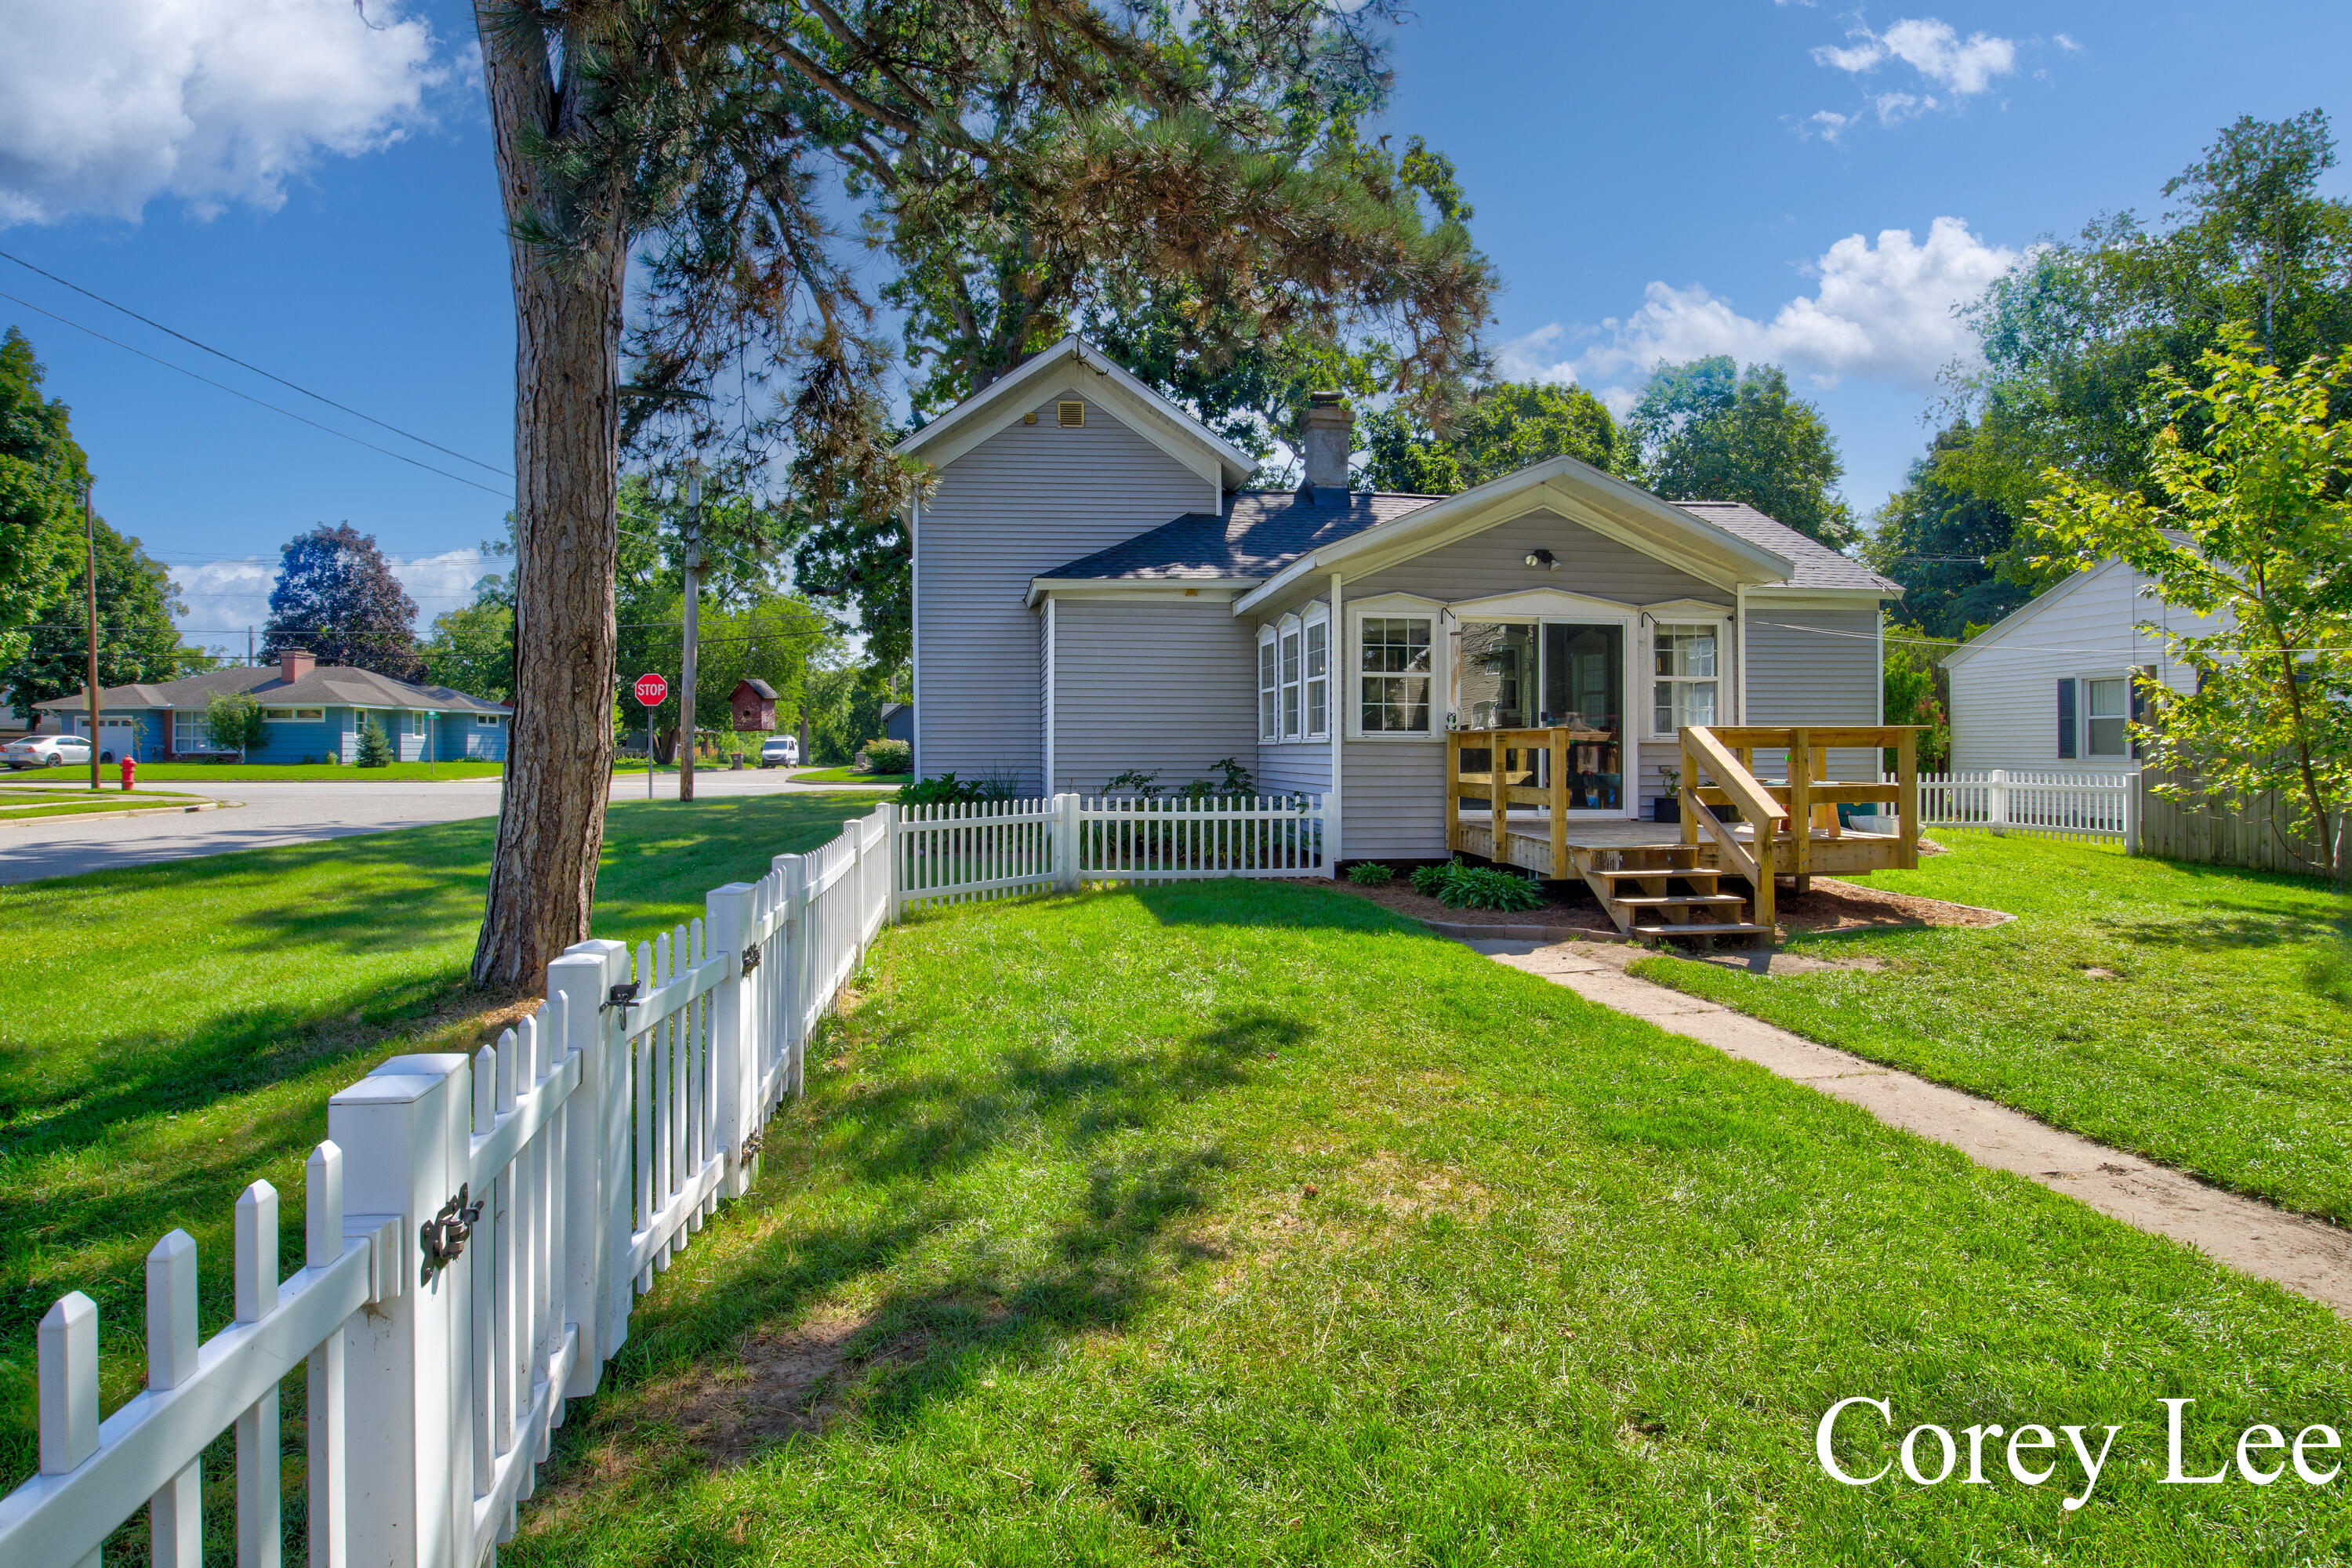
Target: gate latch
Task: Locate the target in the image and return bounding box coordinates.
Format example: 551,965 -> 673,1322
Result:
419,1184 -> 483,1284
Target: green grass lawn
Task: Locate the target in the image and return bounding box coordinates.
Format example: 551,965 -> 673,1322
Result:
1631,833 -> 2352,1223
0,791 -> 890,1495
0,759 -> 510,783
505,882 -> 2352,1566
0,787 -> 209,820
790,766 -> 910,786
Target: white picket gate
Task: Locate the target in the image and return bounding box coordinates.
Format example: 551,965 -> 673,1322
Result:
0,794 -> 1318,1566
1887,768 -> 2139,846
897,793 -> 1327,911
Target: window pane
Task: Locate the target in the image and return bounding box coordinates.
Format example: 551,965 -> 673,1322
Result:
1305,621 -> 1327,678
1654,626 -> 1717,678
1308,672 -> 1327,736
1361,617 -> 1431,673
1459,621 -> 1535,728
2087,678 -> 2125,717
2087,716 -> 2127,756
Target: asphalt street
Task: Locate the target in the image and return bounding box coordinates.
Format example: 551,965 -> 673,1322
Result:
0,768 -> 892,887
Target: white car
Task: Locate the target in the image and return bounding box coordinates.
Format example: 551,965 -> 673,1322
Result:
4,735 -> 93,770
758,736 -> 800,768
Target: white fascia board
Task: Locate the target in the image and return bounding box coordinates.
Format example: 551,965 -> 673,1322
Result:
1232,456 -> 1793,615
1740,585 -> 1900,606
1025,576 -> 1258,608
1939,561 -> 2111,670
895,337 -> 1254,487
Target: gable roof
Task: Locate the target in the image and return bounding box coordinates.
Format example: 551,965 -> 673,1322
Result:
733,677 -> 779,700
1937,558 -> 2128,670
37,664 -> 510,715
896,336 -> 1257,488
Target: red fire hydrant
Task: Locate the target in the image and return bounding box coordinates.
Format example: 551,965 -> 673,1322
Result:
119,755 -> 136,792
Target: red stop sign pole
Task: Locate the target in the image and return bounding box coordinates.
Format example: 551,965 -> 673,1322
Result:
633,674 -> 668,800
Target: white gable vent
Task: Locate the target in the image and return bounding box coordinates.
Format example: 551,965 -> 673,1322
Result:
1056,399 -> 1085,429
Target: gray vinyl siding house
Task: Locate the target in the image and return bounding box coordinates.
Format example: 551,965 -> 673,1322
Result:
904,337 -> 1898,865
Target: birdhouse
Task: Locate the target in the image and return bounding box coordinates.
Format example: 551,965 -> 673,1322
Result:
730,678 -> 779,732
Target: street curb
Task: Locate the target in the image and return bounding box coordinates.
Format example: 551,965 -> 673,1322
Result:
0,798 -> 230,825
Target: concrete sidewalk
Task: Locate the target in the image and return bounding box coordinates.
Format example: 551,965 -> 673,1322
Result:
1463,935 -> 2352,1318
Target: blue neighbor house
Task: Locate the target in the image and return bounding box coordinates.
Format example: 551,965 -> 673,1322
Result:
35,649 -> 511,764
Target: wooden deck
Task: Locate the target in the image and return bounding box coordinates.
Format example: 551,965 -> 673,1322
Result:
1446,724 -> 1924,945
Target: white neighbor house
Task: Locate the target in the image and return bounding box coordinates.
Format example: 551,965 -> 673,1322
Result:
1943,557 -> 2224,773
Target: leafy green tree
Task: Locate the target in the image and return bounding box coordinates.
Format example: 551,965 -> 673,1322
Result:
1879,619 -> 1957,771
0,327 -> 86,669
1626,358 -> 1858,547
204,691 -> 267,757
263,522 -> 423,680
422,593 -> 514,704
1860,423 -> 2037,640
5,513 -> 199,714
2034,325 -> 2352,877
1360,380 -> 1620,494
800,655 -> 906,767
1950,110 -> 2352,512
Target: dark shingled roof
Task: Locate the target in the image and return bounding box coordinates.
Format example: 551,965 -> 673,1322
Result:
735,677 -> 780,699
1041,488 -> 1899,595
1040,488 -> 1441,581
1668,501 -> 1900,593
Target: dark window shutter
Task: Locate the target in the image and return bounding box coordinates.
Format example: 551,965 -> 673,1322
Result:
2056,679 -> 2077,759
2131,665 -> 2156,758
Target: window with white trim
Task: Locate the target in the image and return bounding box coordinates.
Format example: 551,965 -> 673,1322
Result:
411,711 -> 428,737
263,707 -> 325,721
1304,615 -> 1329,739
1650,624 -> 1721,735
476,713 -> 503,726
1279,619 -> 1302,739
1359,615 -> 1433,733
1258,630 -> 1278,741
172,710 -> 206,751
2085,677 -> 2128,757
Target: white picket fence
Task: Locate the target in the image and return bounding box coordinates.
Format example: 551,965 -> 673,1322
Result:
0,793 -> 1317,1567
897,793 -> 1327,910
1882,768 -> 2139,846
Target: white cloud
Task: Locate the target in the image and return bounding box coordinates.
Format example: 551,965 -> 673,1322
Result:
0,0 -> 454,226
171,546 -> 488,641
2053,32 -> 2082,53
1807,16 -> 2018,132
1497,216 -> 2023,401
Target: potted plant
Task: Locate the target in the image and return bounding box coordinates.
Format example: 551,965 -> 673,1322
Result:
1653,766 -> 1681,824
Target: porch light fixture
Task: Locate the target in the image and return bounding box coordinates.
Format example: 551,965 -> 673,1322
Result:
1524,548 -> 1557,569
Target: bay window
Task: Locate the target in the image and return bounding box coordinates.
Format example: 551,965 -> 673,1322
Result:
1651,624 -> 1721,735
1304,615 -> 1329,739
1279,619 -> 1302,739
1258,630 -> 1278,741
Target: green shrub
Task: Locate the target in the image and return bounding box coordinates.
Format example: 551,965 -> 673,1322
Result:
1410,862 -> 1456,898
1347,862 -> 1394,887
897,771 -> 1018,808
355,717 -> 394,768
1436,865 -> 1544,913
861,738 -> 911,774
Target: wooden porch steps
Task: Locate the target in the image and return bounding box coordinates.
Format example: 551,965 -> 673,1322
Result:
1626,920 -> 1774,941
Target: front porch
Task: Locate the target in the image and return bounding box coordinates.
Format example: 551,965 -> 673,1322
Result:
1446,724 -> 1922,942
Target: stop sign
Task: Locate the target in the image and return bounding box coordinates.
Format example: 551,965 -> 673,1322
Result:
633,673 -> 669,707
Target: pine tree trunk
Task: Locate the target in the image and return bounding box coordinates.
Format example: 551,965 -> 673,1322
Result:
470,10 -> 626,990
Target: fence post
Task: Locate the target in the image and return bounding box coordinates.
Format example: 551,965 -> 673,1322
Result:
330,1052 -> 470,1568
706,882 -> 757,1200
37,1291 -> 98,1568
1989,768 -> 2009,833
147,1231 -> 201,1568
1055,793 -> 1080,891
546,946 -> 615,1395
877,800 -> 902,923
307,1142 -> 348,1568
775,855 -> 809,1098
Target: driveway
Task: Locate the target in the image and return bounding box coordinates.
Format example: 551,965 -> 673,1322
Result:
0,768 -> 892,886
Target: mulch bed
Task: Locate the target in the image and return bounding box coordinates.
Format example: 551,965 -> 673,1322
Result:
1330,869 -> 2007,938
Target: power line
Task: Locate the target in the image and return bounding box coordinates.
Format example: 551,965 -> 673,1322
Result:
1,249 -> 510,477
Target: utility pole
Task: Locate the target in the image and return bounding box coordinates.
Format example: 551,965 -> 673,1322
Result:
83,480 -> 100,791
680,460 -> 702,804
247,626 -> 254,667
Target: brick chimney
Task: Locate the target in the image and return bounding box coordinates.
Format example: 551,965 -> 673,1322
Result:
1301,391 -> 1354,497
280,648 -> 316,683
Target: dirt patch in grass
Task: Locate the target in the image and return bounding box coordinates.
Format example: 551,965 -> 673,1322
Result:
1781,877 -> 2010,933
1333,877 -> 1621,934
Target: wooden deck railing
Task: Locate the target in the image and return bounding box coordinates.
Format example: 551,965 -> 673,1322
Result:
1445,727 -> 1621,880
1678,724 -> 1920,927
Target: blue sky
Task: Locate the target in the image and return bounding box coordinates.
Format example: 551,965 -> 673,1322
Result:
2,0 -> 2347,652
